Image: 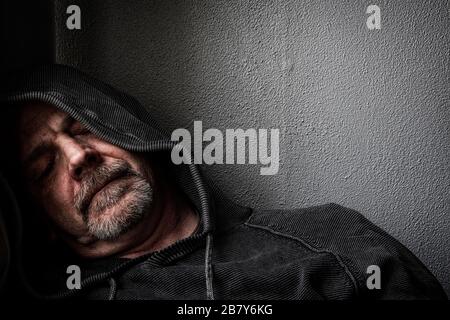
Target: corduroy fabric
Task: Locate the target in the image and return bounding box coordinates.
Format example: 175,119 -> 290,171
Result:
0,64 -> 447,300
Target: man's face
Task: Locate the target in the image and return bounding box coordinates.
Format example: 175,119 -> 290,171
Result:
16,102 -> 156,257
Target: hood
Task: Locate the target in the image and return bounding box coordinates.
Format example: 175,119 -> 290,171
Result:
0,64 -> 248,299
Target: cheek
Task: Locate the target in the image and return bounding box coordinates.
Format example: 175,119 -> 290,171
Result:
101,145 -> 154,181
126,154 -> 155,183
38,169 -> 84,232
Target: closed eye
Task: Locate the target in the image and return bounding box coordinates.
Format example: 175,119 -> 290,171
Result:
70,122 -> 92,136
33,156 -> 55,183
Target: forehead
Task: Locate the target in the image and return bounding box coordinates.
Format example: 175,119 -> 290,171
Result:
17,102 -> 69,154
18,102 -> 66,135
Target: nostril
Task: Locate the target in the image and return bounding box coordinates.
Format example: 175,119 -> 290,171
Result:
86,153 -> 97,164
74,167 -> 83,177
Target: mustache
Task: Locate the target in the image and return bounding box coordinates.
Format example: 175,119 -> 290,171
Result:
74,161 -> 140,217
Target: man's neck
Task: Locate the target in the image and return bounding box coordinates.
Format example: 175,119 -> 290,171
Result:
119,187 -> 200,259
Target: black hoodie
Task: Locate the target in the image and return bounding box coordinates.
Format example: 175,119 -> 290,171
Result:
0,64 -> 447,300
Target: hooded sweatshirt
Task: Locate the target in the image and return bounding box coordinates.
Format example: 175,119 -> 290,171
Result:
0,64 -> 446,300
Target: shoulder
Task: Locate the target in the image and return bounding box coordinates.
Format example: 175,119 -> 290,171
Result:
248,202 -> 364,226
245,203 -> 447,299
246,203 -> 380,264
247,203 -> 370,242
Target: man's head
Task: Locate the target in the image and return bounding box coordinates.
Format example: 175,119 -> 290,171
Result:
11,101 -> 163,258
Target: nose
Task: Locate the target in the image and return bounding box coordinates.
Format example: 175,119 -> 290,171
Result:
58,136 -> 101,181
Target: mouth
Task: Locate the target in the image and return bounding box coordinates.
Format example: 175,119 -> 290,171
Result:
79,169 -> 135,217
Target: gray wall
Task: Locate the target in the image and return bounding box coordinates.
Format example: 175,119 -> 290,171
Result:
55,0 -> 449,294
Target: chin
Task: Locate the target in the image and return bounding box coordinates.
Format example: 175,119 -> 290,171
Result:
88,196 -> 150,241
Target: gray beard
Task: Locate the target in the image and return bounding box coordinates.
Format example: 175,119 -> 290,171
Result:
74,161 -> 153,241
85,177 -> 153,240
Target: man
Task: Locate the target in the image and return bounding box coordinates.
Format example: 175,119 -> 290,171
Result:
0,64 -> 446,299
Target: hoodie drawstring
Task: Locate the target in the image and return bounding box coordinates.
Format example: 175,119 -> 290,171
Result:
106,232 -> 214,301
205,233 -> 215,300
107,278 -> 117,300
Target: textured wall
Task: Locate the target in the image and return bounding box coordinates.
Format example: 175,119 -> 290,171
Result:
55,0 -> 449,294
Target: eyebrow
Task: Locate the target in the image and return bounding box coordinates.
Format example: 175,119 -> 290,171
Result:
23,115 -> 76,169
